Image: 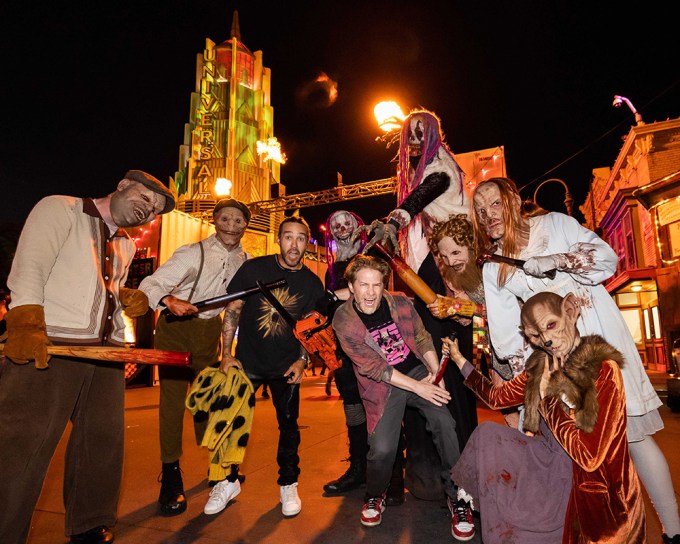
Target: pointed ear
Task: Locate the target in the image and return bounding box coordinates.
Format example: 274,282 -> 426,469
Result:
562,292 -> 580,325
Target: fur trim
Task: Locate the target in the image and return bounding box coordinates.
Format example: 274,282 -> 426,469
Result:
523,335 -> 624,434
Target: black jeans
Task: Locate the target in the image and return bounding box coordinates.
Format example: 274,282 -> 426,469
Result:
248,375 -> 301,486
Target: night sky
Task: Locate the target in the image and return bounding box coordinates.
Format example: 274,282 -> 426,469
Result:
3,0 -> 679,241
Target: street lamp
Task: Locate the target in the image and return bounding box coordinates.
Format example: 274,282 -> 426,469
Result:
613,95 -> 644,126
533,178 -> 574,216
374,101 -> 406,132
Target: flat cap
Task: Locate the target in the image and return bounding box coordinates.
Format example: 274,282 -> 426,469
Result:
124,170 -> 175,214
213,198 -> 251,223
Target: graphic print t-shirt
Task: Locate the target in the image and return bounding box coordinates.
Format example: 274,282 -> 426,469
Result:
356,297 -> 419,376
227,255 -> 324,378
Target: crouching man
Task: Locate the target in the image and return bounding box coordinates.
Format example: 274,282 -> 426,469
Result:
331,255 -> 474,541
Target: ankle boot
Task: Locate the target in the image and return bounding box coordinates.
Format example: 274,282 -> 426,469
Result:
158,460 -> 187,516
323,459 -> 366,494
323,422 -> 367,494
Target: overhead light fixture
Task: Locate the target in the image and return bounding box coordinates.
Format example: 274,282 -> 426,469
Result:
631,284 -> 643,292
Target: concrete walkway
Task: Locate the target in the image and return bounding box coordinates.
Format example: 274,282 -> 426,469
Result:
25,371 -> 679,543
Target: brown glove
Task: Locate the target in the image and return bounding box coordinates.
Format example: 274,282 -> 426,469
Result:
4,304 -> 51,369
119,288 -> 149,318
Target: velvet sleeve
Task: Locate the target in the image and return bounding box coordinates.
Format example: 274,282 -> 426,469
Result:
464,367 -> 526,409
538,361 -> 624,472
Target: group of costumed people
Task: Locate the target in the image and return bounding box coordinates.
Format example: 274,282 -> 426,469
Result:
320,108 -> 680,543
2,109 -> 679,544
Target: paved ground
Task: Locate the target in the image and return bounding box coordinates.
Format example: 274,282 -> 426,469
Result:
24,371 -> 679,543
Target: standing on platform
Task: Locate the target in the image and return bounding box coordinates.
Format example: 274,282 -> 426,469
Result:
472,176 -> 680,542
0,170 -> 174,544
138,198 -> 250,517
217,216 -> 325,518
332,255 -> 474,541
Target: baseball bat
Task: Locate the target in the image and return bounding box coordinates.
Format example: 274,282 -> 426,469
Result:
372,242 -> 438,304
372,243 -> 480,317
0,344 -> 191,366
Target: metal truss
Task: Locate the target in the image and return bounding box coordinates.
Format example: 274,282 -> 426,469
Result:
248,177 -> 397,214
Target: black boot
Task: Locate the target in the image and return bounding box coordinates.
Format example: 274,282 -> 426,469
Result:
323,422 -> 367,494
158,460 -> 187,516
323,459 -> 366,494
385,448 -> 405,506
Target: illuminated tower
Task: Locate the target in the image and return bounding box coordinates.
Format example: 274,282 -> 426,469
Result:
173,12 -> 284,233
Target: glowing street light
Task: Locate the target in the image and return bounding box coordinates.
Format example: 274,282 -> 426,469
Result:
215,177 -> 232,196
374,101 -> 406,132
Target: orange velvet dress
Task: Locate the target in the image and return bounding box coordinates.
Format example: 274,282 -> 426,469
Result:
464,353 -> 646,543
539,359 -> 645,543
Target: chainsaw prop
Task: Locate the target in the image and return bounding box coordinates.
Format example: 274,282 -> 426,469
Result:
372,242 -> 480,318
256,281 -> 342,372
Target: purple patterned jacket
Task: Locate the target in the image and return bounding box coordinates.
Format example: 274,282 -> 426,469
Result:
332,291 -> 435,433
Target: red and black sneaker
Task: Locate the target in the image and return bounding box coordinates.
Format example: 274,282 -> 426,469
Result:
448,496 -> 476,541
360,495 -> 386,527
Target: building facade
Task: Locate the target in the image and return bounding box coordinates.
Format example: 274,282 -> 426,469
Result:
581,117 -> 680,372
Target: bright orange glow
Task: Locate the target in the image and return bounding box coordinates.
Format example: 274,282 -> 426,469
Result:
374,101 -> 406,132
215,177 -> 233,196
256,137 -> 287,164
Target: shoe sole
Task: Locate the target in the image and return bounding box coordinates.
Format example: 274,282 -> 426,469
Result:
204,485 -> 241,515
451,530 -> 475,542
281,505 -> 301,517
360,517 -> 382,527
158,501 -> 187,517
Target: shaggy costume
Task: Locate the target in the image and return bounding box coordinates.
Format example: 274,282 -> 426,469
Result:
185,367 -> 255,482
453,335 -> 645,544
389,110 -> 477,500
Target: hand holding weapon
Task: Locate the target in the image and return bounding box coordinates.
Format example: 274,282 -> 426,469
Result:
160,279 -> 287,321
476,246 -> 557,280
256,281 -> 342,372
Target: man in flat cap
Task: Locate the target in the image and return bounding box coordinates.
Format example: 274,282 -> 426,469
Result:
0,170 -> 175,544
138,197 -> 251,517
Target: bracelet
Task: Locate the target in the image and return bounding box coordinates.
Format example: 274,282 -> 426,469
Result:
299,353 -> 309,368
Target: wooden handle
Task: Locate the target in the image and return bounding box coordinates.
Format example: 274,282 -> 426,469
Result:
0,344 -> 191,366
373,243 -> 438,304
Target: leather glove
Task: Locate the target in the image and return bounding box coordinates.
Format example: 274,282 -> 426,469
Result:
523,255 -> 560,278
4,304 -> 51,369
433,296 -> 476,319
119,287 -> 149,317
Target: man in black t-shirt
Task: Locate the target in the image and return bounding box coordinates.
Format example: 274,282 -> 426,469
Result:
215,216 -> 324,519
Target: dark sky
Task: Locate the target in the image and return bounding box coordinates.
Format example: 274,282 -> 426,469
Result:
3,0 -> 679,242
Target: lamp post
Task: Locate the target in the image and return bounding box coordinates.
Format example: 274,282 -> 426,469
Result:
533,178 -> 574,216
613,95 -> 644,126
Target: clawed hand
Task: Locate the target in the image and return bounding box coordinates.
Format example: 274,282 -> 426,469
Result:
352,220 -> 399,254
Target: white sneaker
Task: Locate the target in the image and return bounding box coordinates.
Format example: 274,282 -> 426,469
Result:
280,483 -> 302,517
204,479 -> 241,515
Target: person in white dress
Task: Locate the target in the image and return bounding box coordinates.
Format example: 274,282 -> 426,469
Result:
471,176 -> 680,542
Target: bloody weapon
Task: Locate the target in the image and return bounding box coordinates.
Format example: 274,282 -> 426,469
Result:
161,278 -> 287,321
0,343 -> 190,366
434,332 -> 457,385
476,246 -> 557,280
256,280 -> 342,372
